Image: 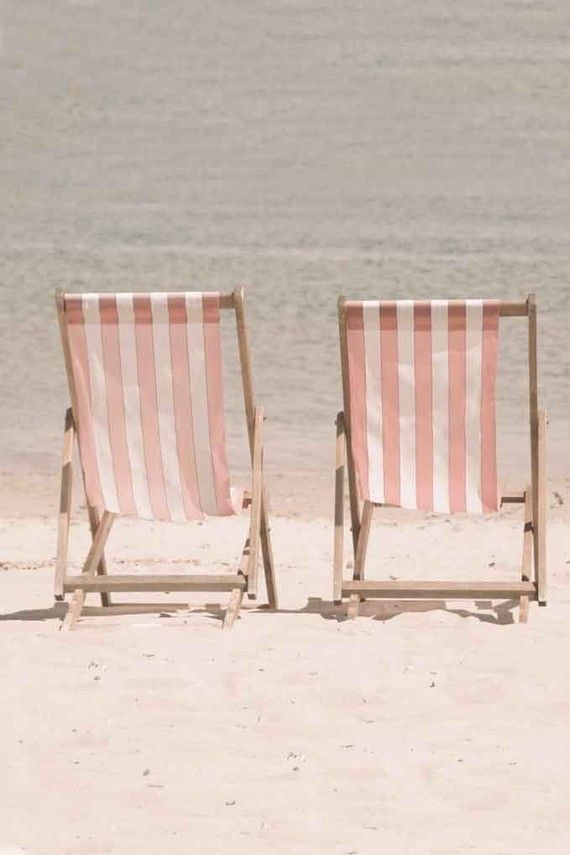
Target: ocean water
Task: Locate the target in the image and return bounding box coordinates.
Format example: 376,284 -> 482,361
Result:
1,1 -> 568,479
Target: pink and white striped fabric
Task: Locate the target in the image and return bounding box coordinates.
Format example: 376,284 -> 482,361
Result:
63,292 -> 237,522
344,300 -> 500,515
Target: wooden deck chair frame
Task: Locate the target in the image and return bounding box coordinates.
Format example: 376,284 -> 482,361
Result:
333,294 -> 547,623
55,287 -> 278,631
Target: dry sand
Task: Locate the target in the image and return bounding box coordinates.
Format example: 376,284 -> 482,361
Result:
0,477 -> 569,854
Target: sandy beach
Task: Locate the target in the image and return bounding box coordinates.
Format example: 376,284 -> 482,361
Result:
1,474 -> 569,854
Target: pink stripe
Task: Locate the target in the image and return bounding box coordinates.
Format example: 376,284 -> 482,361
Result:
345,304 -> 370,500
202,294 -> 234,515
98,296 -> 136,515
64,297 -> 104,509
379,303 -> 400,506
167,295 -> 203,520
448,303 -> 467,512
414,303 -> 434,511
480,302 -> 499,512
132,295 -> 170,521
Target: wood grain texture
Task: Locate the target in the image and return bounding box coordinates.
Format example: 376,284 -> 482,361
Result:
342,580 -> 536,599
223,588 -> 244,630
64,574 -> 247,593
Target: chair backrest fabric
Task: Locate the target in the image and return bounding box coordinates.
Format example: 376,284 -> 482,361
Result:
63,291 -> 235,522
344,299 -> 500,514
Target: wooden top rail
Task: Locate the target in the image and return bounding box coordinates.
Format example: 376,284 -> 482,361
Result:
56,290 -> 530,315
340,297 -> 530,317
55,288 -> 239,309
499,299 -> 530,317
220,291 -> 238,308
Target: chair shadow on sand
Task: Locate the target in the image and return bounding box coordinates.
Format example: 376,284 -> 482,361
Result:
202,597 -> 519,625
297,597 -> 520,625
253,597 -> 518,626
0,596 -> 519,626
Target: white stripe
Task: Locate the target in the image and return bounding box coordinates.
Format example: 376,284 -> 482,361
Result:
81,296 -> 120,513
431,300 -> 450,514
396,301 -> 416,509
465,301 -> 484,514
185,294 -> 218,515
116,295 -> 154,519
150,294 -> 187,523
362,302 -> 384,503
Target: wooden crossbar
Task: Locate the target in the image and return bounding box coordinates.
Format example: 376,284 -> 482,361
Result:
501,493 -> 526,504
63,574 -> 247,593
374,494 -> 527,509
342,580 -> 536,599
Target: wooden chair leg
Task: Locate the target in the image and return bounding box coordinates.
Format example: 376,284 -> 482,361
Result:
87,505 -> 113,607
260,492 -> 278,610
55,408 -> 74,601
60,513 -> 115,631
347,593 -> 360,620
346,437 -> 361,556
338,300 -> 362,555
521,487 -> 533,583
333,413 -> 346,603
60,590 -> 86,632
234,288 -> 277,611
519,487 -> 533,623
246,406 -> 263,599
223,588 -> 244,630
83,512 -> 115,575
354,500 -> 373,582
534,411 -> 548,605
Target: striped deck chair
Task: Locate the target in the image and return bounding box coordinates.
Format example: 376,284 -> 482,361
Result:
334,295 -> 547,623
55,287 -> 277,630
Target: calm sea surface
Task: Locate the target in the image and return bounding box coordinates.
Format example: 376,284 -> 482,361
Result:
1,1 -> 568,478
